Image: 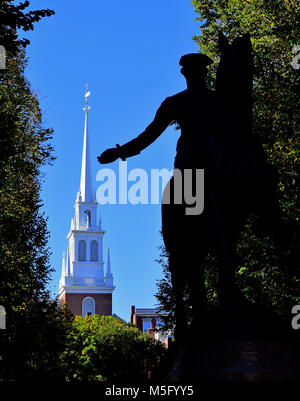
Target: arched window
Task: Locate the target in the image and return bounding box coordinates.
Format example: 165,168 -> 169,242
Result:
82,297 -> 95,316
84,210 -> 91,226
78,240 -> 86,261
90,240 -> 98,262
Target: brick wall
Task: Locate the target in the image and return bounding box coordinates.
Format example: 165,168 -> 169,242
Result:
136,316 -> 157,333
61,293 -> 112,316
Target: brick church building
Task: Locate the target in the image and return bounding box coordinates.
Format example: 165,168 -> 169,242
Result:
130,306 -> 171,348
58,88 -> 115,316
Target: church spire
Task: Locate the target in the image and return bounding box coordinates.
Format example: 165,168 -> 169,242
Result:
105,248 -> 113,287
59,252 -> 65,286
58,87 -> 115,316
79,85 -> 93,202
99,212 -> 103,231
106,248 -> 111,275
65,247 -> 70,277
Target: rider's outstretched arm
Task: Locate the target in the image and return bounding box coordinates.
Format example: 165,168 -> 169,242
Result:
98,97 -> 174,164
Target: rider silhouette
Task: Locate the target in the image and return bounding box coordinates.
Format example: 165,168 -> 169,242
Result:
98,53 -> 219,344
98,38 -> 292,381
98,53 -> 214,170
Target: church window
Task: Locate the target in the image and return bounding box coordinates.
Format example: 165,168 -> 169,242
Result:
90,240 -> 98,262
142,318 -> 151,333
82,297 -> 95,316
155,319 -> 162,328
84,210 -> 91,226
78,239 -> 86,261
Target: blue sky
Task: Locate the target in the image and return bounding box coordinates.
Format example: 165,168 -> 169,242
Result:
24,0 -> 200,322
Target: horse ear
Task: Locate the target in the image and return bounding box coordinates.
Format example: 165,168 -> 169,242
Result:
242,33 -> 251,42
242,33 -> 252,51
218,32 -> 229,52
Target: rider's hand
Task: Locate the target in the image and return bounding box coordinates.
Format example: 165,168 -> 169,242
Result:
97,147 -> 119,164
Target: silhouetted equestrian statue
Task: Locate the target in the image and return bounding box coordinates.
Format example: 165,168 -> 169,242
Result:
98,33 -> 281,346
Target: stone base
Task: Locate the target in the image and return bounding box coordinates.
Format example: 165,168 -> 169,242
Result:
181,340 -> 300,381
167,304 -> 300,382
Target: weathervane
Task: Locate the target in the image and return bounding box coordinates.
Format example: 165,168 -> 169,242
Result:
83,83 -> 91,112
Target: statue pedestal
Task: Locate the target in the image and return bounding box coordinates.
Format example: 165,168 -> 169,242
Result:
183,340 -> 300,381
168,305 -> 300,382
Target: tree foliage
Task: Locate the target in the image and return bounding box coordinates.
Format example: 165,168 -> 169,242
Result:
0,2 -> 71,381
62,315 -> 166,383
0,51 -> 54,299
0,0 -> 54,54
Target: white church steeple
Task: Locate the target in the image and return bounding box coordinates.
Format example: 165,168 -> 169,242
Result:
58,86 -> 115,317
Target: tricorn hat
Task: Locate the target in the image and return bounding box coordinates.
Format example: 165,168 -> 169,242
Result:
179,53 -> 213,69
